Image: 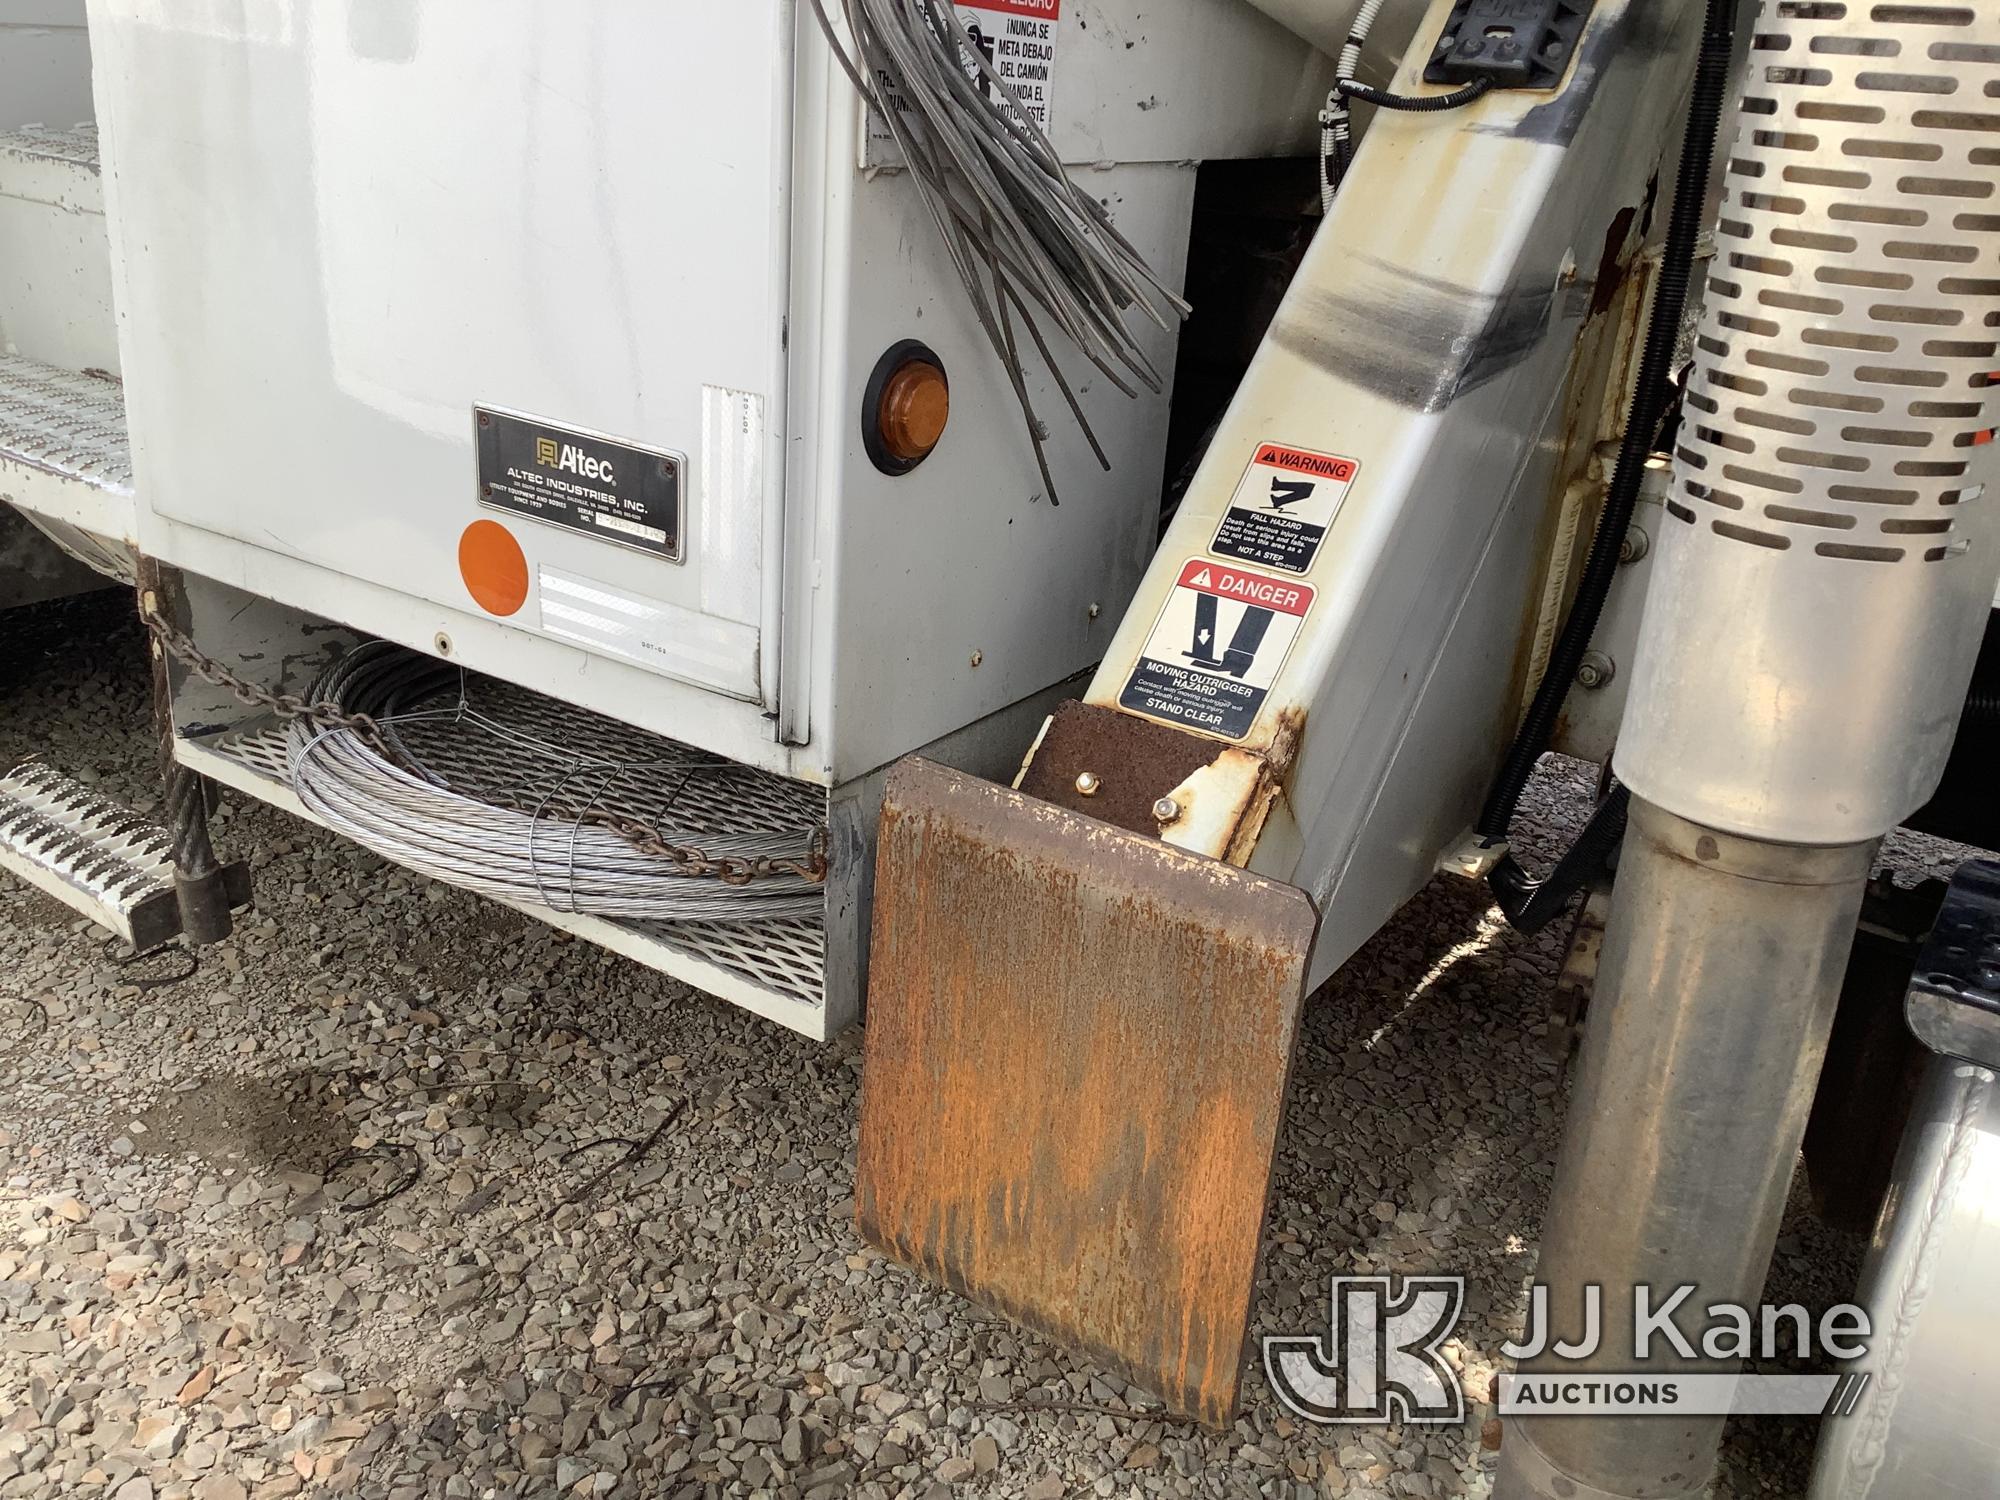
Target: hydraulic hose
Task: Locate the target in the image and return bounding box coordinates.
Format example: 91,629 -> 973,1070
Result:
1477,0 -> 1736,849
1494,783 -> 1630,935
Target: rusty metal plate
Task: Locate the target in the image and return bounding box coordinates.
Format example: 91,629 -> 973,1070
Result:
1016,700 -> 1224,835
856,757 -> 1319,1427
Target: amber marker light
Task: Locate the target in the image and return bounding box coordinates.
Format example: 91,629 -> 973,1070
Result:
864,340 -> 950,474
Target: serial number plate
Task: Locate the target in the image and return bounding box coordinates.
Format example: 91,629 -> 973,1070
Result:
475,407 -> 683,562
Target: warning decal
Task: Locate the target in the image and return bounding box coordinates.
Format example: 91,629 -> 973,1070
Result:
1118,560 -> 1316,742
1209,443 -> 1360,574
957,0 -> 1061,136
870,0 -> 1062,150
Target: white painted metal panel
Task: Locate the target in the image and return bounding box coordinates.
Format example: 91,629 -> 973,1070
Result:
92,0 -> 791,706
88,0 -> 1346,798
859,0 -> 1337,169
821,160 -> 1195,784
1066,0 -> 1710,994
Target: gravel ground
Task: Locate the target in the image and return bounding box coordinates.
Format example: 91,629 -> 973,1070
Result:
0,592 -> 1978,1500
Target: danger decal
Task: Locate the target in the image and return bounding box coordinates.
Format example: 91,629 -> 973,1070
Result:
1209,443 -> 1360,575
1118,560 -> 1316,742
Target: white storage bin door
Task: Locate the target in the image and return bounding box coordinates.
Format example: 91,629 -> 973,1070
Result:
93,0 -> 792,706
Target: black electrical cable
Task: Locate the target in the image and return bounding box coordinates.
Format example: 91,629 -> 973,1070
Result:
1478,0 -> 1737,931
1335,77 -> 1494,112
1477,0 -> 1736,897
1493,783 -> 1631,935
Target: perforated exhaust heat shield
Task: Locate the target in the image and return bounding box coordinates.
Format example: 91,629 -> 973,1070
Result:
1618,2 -> 2000,845
855,757 -> 1318,1426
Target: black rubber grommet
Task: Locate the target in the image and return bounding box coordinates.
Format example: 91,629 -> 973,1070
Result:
862,339 -> 948,476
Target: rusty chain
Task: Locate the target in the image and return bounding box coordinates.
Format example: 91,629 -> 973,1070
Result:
139,599 -> 399,759
138,603 -> 828,887
492,791 -> 829,887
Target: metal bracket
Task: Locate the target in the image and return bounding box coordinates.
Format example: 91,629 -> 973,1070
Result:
1424,1 -> 1595,90
1438,828 -> 1507,880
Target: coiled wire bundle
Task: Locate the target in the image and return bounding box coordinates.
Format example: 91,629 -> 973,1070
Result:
286,643 -> 826,923
808,0 -> 1188,503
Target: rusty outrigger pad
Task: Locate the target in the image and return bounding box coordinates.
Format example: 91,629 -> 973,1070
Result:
855,756 -> 1319,1427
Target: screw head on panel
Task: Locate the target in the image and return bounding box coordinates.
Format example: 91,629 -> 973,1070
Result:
1577,652 -> 1615,691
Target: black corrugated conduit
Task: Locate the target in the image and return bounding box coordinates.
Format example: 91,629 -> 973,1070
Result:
1336,77 -> 1494,111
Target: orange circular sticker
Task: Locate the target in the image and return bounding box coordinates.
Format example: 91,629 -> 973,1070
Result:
458,519 -> 529,617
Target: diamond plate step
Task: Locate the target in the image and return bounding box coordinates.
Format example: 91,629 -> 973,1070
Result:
0,356 -> 129,493
0,125 -> 101,212
0,763 -> 247,950
0,355 -> 132,540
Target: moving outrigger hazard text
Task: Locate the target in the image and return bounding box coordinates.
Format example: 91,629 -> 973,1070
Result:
1118,560 -> 1316,741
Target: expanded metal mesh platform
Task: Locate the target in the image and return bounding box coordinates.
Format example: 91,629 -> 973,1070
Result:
0,356 -> 131,496
196,671 -> 831,1017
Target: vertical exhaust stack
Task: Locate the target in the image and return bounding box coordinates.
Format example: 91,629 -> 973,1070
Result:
1500,6 -> 2000,1499
1618,8 -> 2000,846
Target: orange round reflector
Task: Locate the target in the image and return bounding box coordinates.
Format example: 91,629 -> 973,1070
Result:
458,519 -> 529,618
878,359 -> 950,464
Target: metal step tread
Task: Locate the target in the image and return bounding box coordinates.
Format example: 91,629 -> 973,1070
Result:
0,125 -> 102,215
0,124 -> 99,174
0,762 -> 178,948
0,355 -> 132,497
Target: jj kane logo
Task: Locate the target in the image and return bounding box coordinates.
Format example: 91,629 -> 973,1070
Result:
1264,1277 -> 1466,1425
1265,1277 -> 1877,1426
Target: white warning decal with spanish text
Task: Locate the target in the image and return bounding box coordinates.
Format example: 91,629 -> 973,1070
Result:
868,0 -> 1062,152
956,0 -> 1061,136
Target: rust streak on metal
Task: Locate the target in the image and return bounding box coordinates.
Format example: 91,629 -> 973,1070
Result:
856,758 -> 1319,1426
1223,706 -> 1305,866
1015,701 -> 1308,868
1017,701 -> 1227,835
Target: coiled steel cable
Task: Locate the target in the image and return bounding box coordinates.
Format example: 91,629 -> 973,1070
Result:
286,644 -> 825,924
